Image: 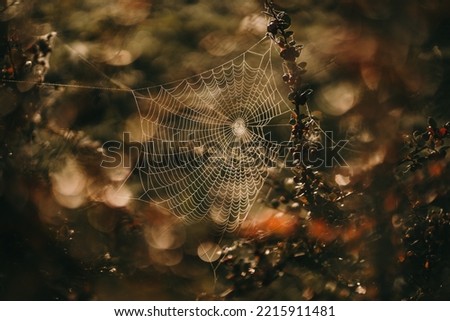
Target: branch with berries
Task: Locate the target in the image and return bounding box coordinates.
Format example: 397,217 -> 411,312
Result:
264,1 -> 312,126
264,0 -> 342,210
398,117 -> 450,174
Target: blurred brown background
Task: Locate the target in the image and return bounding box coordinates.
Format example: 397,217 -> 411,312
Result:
1,0 -> 450,300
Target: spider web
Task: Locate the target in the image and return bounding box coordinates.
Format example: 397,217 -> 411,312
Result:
130,38 -> 292,232
3,34 -> 338,232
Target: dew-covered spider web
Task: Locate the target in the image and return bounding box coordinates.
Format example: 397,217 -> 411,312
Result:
131,38 -> 292,232
3,34 -> 340,232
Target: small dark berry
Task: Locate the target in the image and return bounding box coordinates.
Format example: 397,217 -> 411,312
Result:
422,131 -> 431,141
284,31 -> 294,38
276,12 -> 291,30
271,199 -> 280,208
298,61 -> 307,69
295,89 -> 313,106
267,21 -> 279,35
428,117 -> 437,129
280,47 -> 298,62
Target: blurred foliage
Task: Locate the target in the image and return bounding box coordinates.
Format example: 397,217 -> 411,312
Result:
1,0 -> 450,300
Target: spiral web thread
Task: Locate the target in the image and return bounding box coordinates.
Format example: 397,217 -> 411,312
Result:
131,38 -> 292,232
